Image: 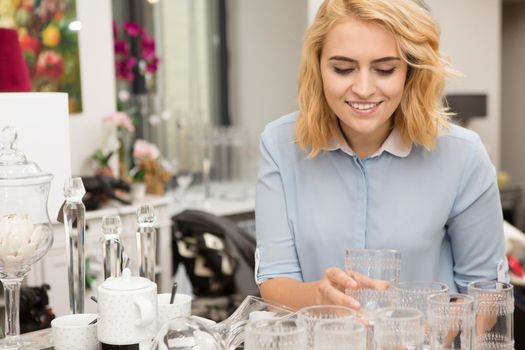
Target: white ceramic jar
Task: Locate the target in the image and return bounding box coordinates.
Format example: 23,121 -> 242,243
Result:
97,268 -> 158,345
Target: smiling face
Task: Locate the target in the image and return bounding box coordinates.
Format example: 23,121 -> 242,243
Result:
320,17 -> 408,152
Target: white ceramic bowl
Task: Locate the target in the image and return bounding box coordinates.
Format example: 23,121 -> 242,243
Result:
51,313 -> 98,350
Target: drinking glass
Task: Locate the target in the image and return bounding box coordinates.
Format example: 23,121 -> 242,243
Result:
176,171 -> 194,198
374,307 -> 424,350
172,116 -> 199,202
427,293 -> 475,349
345,249 -> 401,349
467,280 -> 514,350
297,305 -> 356,349
244,319 -> 307,350
345,249 -> 401,313
395,281 -> 449,348
313,318 -> 366,350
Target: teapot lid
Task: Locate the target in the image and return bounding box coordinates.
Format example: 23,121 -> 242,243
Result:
102,268 -> 153,291
0,126 -> 52,182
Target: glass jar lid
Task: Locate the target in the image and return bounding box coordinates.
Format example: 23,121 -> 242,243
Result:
0,126 -> 53,182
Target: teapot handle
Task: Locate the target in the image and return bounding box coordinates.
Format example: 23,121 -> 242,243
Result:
134,297 -> 155,327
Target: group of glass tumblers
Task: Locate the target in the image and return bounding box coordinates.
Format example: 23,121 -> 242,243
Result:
244,249 -> 514,350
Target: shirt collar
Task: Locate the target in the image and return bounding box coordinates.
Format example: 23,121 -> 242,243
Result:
324,126 -> 412,158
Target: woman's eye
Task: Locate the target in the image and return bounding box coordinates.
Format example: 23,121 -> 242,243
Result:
376,68 -> 396,76
334,67 -> 354,75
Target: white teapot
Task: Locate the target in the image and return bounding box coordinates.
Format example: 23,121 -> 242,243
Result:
97,268 -> 158,345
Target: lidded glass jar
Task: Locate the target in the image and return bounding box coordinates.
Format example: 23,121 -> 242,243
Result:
0,126 -> 54,348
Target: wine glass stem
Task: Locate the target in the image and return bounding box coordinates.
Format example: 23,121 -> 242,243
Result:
2,277 -> 23,348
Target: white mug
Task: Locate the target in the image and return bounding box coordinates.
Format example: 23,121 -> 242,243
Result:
97,268 -> 158,345
51,313 -> 98,350
157,293 -> 192,329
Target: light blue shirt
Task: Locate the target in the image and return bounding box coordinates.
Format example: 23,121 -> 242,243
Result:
255,112 -> 507,293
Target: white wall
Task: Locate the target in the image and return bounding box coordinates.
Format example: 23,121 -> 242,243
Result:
307,0 -> 502,168
69,0 -> 116,175
308,0 -> 324,23
501,3 -> 525,187
426,0 -> 502,168
227,0 -> 308,139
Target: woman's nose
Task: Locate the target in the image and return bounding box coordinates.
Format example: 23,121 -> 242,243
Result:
350,72 -> 376,98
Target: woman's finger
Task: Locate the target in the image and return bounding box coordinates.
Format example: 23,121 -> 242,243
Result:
326,267 -> 357,289
320,279 -> 360,309
352,271 -> 390,290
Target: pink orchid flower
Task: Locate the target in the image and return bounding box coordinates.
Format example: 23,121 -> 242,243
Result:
103,112 -> 135,133
133,139 -> 160,160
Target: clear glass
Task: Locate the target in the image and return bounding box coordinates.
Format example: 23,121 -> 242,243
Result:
101,215 -> 123,279
394,281 -> 449,348
244,319 -> 307,350
345,249 -> 401,313
171,118 -> 198,202
374,307 -> 424,350
345,248 -> 400,349
213,295 -> 294,350
208,126 -> 249,200
297,305 -> 356,349
0,126 -> 54,349
427,293 -> 475,349
136,204 -> 157,281
63,177 -> 86,314
313,318 -> 366,350
150,315 -> 227,350
467,280 -> 514,350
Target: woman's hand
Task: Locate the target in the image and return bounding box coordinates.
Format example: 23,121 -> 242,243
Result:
317,267 -> 390,310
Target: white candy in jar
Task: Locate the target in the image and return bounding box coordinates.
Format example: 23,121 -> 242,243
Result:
0,214 -> 46,264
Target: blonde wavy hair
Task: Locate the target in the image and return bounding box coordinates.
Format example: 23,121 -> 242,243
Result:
296,0 -> 457,157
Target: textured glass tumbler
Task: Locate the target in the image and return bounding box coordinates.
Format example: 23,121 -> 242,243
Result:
313,319 -> 366,350
297,305 -> 356,349
345,249 -> 401,313
427,293 -> 475,349
395,281 -> 449,348
244,319 -> 307,350
374,307 -> 424,350
467,280 -> 514,350
345,249 -> 401,350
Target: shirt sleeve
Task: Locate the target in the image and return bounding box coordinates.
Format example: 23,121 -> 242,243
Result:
255,127 -> 303,284
446,135 -> 508,293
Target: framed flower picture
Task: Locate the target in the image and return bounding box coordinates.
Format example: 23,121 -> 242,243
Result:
0,0 -> 83,113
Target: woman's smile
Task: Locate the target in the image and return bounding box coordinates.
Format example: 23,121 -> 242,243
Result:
346,100 -> 384,116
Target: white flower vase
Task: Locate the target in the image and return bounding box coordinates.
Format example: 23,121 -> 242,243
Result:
131,182 -> 147,201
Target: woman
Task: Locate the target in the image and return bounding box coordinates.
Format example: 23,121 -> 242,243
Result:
255,0 -> 507,310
